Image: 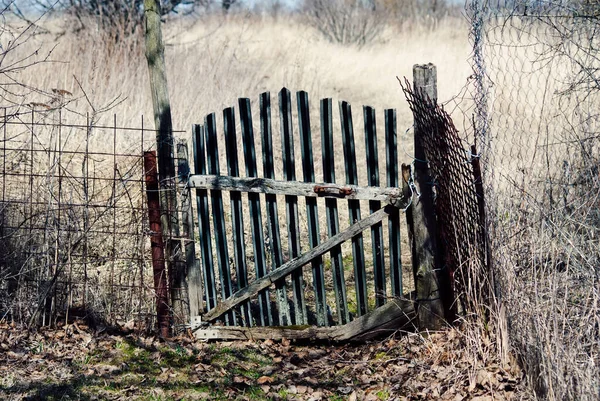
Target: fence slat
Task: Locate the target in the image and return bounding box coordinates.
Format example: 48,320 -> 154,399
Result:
279,88 -> 307,325
205,113 -> 234,325
385,109 -> 403,297
260,92 -> 292,326
204,205 -> 395,322
339,101 -> 368,316
239,98 -> 273,326
193,124 -> 217,312
177,140 -> 203,323
298,91 -> 327,326
321,98 -> 349,325
364,106 -> 386,307
223,107 -> 252,327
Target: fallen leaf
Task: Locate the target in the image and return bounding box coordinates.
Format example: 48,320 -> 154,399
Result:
257,375 -> 274,384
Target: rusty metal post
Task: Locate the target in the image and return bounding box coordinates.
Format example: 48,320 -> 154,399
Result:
144,151 -> 170,338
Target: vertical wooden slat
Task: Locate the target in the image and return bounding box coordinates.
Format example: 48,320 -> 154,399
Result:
177,140 -> 203,322
223,107 -> 252,326
204,113 -> 234,325
260,92 -> 292,326
193,124 -> 217,312
239,98 -> 273,327
321,98 -> 349,325
364,106 -> 386,307
339,101 -> 368,316
385,109 -> 403,298
279,88 -> 307,325
297,91 -> 327,326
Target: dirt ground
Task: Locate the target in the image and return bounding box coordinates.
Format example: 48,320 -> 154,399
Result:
0,322 -> 530,400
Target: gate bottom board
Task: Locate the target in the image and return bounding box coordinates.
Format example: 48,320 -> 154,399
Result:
192,296 -> 416,342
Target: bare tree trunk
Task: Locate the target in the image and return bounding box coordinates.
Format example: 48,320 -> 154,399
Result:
222,0 -> 236,12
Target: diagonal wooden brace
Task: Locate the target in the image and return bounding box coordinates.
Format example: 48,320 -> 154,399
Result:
203,205 -> 397,322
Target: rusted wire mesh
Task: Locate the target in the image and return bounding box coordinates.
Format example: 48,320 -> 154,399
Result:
0,110 -> 161,330
400,79 -> 487,315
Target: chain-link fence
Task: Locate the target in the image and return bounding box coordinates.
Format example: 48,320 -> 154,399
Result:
468,1 -> 599,399
401,78 -> 488,321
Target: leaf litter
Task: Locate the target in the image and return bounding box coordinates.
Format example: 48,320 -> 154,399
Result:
0,322 -> 532,400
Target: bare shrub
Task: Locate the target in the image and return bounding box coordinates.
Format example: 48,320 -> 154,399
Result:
302,0 -> 386,47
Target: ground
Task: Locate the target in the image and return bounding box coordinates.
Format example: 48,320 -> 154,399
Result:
0,322 -> 529,401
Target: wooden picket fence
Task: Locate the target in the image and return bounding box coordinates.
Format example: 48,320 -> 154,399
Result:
177,86 -> 421,341
161,64 -> 486,340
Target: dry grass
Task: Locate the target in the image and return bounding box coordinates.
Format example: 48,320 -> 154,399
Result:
480,17 -> 600,401
3,9 -> 598,401
9,14 -> 472,133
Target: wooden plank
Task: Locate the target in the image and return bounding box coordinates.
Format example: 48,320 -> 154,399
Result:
260,92 -> 292,326
205,113 -> 234,325
279,87 -> 307,325
193,124 -> 217,311
321,97 -> 349,325
364,106 -> 386,307
339,100 -> 368,317
239,97 -> 273,326
195,295 -> 416,342
297,91 -> 327,326
412,64 -> 445,330
336,296 -> 416,342
187,175 -> 404,202
177,140 -> 203,322
203,205 -> 395,322
223,107 -> 252,326
385,109 -> 403,297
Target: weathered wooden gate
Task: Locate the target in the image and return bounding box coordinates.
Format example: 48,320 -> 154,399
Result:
183,87 -> 419,341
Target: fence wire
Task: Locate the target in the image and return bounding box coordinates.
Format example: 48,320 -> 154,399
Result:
401,79 -> 488,317
0,111 -> 158,330
468,1 -> 599,399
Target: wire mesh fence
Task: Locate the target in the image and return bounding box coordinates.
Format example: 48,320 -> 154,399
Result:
468,1 -> 599,399
401,78 -> 488,319
0,110 -> 163,330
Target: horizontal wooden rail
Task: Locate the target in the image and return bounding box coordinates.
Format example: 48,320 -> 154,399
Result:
203,205 -> 397,322
194,297 -> 416,342
187,174 -> 407,204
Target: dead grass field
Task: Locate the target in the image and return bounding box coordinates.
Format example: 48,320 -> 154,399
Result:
12,14 -> 472,136
4,9 -> 598,401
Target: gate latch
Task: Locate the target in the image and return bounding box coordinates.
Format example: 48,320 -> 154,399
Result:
313,184 -> 354,197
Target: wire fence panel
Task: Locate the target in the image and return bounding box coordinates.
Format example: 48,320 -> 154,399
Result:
401,79 -> 487,318
468,1 -> 599,399
0,111 -> 158,330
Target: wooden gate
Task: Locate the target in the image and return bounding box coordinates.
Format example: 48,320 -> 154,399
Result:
185,88 -> 418,341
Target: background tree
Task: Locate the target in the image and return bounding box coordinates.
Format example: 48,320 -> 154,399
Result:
25,0 -> 214,37
303,0 -> 385,47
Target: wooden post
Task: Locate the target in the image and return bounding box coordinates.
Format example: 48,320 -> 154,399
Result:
411,63 -> 445,330
177,140 -> 202,322
144,0 -> 184,330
